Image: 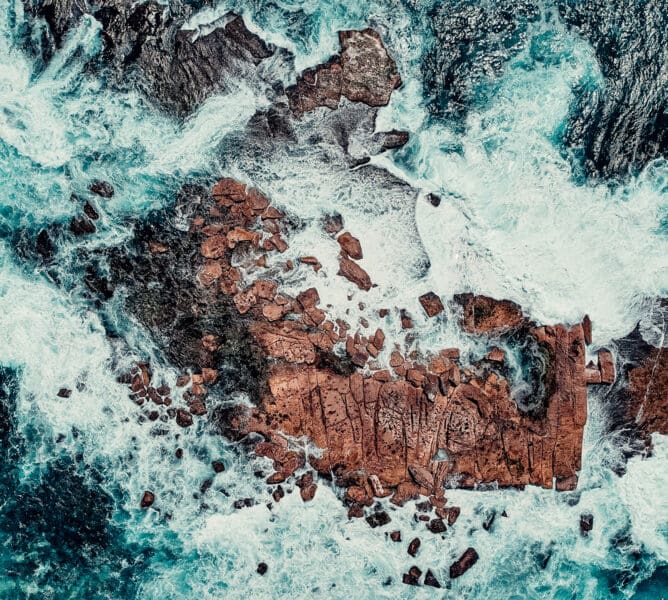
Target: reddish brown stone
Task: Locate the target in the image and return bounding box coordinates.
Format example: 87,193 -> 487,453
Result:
419,292 -> 444,317
337,232 -> 363,260
287,29 -> 401,115
407,537 -> 421,557
201,235 -> 227,259
583,314 -> 592,345
486,347 -> 505,363
455,293 -> 526,334
140,491 -> 155,508
338,257 -> 372,291
598,349 -> 615,384
450,548 -> 479,578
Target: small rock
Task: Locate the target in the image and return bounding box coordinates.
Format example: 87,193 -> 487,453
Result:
366,510 -> 391,528
257,562 -> 268,575
176,409 -> 193,428
418,292 -> 444,317
140,491 -> 155,508
175,448 -> 183,459
90,180 -> 114,198
487,347 -> 505,363
402,566 -> 422,586
407,537 -> 421,557
337,232 -> 363,260
83,202 -> 99,220
57,388 -> 72,398
424,569 -> 441,588
390,530 -> 402,542
582,314 -> 592,345
427,193 -> 441,207
580,513 -> 594,536
212,461 -> 226,473
450,547 -> 479,578
428,518 -> 447,534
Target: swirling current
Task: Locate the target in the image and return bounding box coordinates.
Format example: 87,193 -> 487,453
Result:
0,1 -> 667,598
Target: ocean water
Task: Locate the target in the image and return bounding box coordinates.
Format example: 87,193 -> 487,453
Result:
0,1 -> 666,599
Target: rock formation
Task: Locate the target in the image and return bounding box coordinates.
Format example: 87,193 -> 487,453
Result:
103,177 -> 621,509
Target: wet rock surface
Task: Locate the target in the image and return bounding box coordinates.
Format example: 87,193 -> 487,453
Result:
23,1 -> 274,116
286,29 -> 401,115
84,173 -> 640,513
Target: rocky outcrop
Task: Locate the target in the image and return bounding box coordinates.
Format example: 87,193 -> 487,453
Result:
597,301 -> 668,457
286,29 -> 402,115
24,1 -> 274,116
135,178 -> 607,502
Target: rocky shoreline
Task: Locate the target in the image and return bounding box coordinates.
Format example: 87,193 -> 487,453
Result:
20,2 -> 668,586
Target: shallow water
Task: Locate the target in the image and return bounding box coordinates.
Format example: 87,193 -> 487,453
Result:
0,1 -> 666,598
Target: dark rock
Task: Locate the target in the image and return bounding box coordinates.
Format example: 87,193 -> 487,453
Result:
450,547 -> 479,578
580,513 -> 594,536
70,215 -> 96,236
175,409 -> 193,428
83,202 -> 99,220
390,530 -> 401,542
90,180 -> 114,198
402,566 -> 422,586
407,537 -> 421,557
56,388 -> 71,398
140,490 -> 154,508
366,510 -> 391,528
427,193 -> 441,207
482,510 -> 496,531
428,518 -> 446,534
175,448 -> 183,459
256,562 -> 268,575
212,461 -> 225,473
424,569 -> 441,588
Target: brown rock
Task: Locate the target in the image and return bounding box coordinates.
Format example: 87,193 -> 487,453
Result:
212,461 -> 226,473
450,547 -> 479,578
598,349 -> 615,384
390,530 -> 402,542
455,293 -> 525,334
402,566 -> 422,586
148,241 -> 169,254
486,347 -> 505,363
287,29 -> 401,115
338,257 -> 372,291
419,292 -> 444,317
337,232 -> 363,260
140,491 -> 155,508
407,537 -> 421,557
400,309 -> 413,329
90,180 -> 114,198
201,235 -> 228,259
583,314 -> 592,345
176,409 -> 193,428
424,569 -> 441,588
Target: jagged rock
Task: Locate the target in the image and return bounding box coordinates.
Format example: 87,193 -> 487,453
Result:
407,537 -> 421,557
89,180 -> 114,198
424,569 -> 441,588
337,232 -> 363,260
580,513 -> 594,536
70,215 -> 96,236
338,257 -> 372,291
140,490 -> 154,508
450,547 -> 479,578
454,293 -> 526,334
25,3 -> 274,117
57,388 -> 71,398
212,461 -> 225,473
418,292 -> 444,317
287,29 -> 401,115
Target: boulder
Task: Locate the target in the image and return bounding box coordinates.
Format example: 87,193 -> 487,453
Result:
450,547 -> 479,578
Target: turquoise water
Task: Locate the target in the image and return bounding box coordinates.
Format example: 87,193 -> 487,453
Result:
0,1 -> 666,598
